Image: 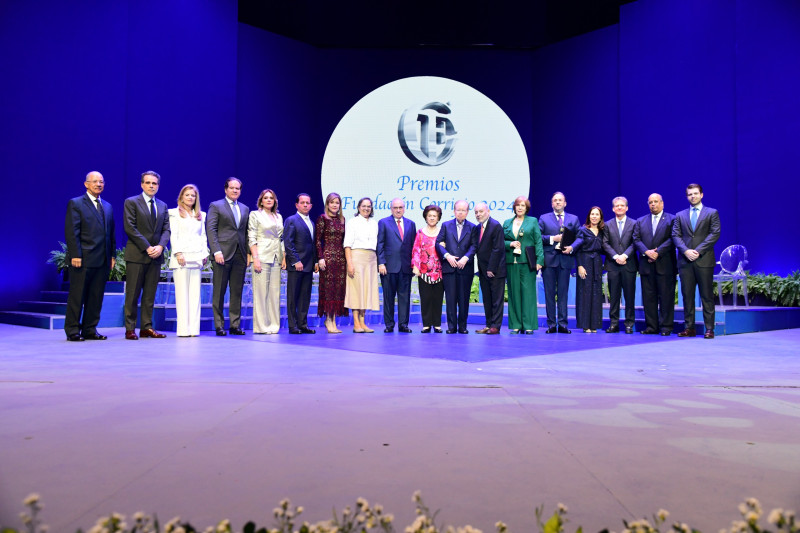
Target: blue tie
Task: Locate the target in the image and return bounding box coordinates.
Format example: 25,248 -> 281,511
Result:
232,201 -> 240,227
618,219 -> 624,235
690,207 -> 698,231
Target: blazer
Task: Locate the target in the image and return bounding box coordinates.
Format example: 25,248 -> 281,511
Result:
436,218 -> 476,274
248,210 -> 284,263
539,211 -> 581,268
633,212 -> 677,276
65,193 -> 116,268
168,208 -> 208,268
283,213 -> 316,272
123,195 -> 170,264
206,198 -> 249,263
602,217 -> 638,273
672,205 -> 721,268
473,217 -> 506,277
376,216 -> 416,274
503,215 -> 544,267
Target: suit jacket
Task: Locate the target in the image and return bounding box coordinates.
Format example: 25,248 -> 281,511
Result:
672,205 -> 721,268
65,193 -> 116,268
377,216 -> 416,274
206,198 -> 249,263
123,195 -> 170,264
473,217 -> 506,277
248,210 -> 284,263
539,211 -> 581,268
633,212 -> 677,276
436,218 -> 476,274
283,213 -> 316,272
503,215 -> 544,266
602,217 -> 638,273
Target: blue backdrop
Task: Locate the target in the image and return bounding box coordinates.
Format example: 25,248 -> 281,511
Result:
1,0 -> 798,306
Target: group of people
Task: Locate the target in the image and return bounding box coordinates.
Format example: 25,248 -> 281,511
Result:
64,171 -> 720,341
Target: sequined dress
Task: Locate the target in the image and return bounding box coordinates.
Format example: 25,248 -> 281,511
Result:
315,215 -> 348,317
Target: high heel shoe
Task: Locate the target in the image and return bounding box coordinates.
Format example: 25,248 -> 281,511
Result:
421,327 -> 431,333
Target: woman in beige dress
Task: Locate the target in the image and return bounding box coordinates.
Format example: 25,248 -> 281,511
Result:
343,197 -> 380,333
248,189 -> 285,334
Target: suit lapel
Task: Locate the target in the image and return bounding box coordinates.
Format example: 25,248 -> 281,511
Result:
85,194 -> 104,225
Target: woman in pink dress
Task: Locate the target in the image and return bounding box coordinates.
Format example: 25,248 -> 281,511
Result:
411,205 -> 444,333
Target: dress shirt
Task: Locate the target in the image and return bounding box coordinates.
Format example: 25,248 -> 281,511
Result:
456,220 -> 465,240
298,212 -> 314,237
142,192 -> 156,216
613,216 -> 628,260
343,215 -> 378,250
652,212 -> 661,235
550,211 -> 564,245
227,197 -> 241,225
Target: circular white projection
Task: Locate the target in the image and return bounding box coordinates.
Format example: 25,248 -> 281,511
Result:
321,76 -> 530,222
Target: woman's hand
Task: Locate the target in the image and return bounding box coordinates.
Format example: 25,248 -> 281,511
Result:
413,267 -> 420,277
281,258 -> 287,270
318,258 -> 327,271
176,252 -> 186,267
577,266 -> 587,279
347,263 -> 355,278
252,258 -> 262,273
511,241 -> 521,249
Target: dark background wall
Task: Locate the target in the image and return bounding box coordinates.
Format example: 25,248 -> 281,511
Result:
1,0 -> 798,307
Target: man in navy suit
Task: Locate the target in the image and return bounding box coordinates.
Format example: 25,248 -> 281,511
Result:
602,196 -> 639,334
436,200 -> 477,334
633,193 -> 677,336
473,202 -> 506,334
207,177 -> 250,336
64,171 -> 116,341
284,193 -> 318,334
377,198 -> 416,332
672,183 -> 721,339
539,192 -> 581,333
123,171 -> 171,340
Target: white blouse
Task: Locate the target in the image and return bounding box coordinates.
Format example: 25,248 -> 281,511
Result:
343,215 -> 378,250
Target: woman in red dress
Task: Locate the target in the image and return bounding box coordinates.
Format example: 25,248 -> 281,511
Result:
315,192 -> 348,333
411,204 -> 445,333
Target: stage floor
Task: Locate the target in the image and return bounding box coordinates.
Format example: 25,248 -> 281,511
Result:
1,324 -> 799,533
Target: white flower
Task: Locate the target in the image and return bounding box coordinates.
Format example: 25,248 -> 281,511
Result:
557,503 -> 568,514
133,512 -> 146,521
296,506 -> 304,515
357,497 -> 369,509
374,504 -> 383,513
216,518 -> 231,532
767,509 -> 784,525
745,511 -> 759,523
495,521 -> 507,531
413,490 -> 422,503
274,508 -> 283,517
383,514 -> 395,524
657,510 -> 669,521
280,499 -> 291,508
23,493 -> 41,506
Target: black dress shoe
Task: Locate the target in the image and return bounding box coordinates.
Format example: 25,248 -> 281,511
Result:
625,327 -> 634,334
458,329 -> 469,334
605,327 -> 620,333
289,328 -> 302,334
433,327 -> 443,333
398,326 -> 412,333
299,327 -> 316,334
557,326 -> 571,334
545,326 -> 558,334
446,329 -> 458,334
216,328 -> 227,336
84,333 -> 107,340
660,331 -> 671,336
229,327 -> 245,335
641,329 -> 658,335
66,334 -> 85,342
421,327 -> 431,333
525,330 -> 536,335
384,327 -> 393,333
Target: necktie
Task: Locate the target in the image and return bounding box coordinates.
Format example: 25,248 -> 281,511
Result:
557,214 -> 563,227
652,215 -> 658,235
479,223 -> 485,242
232,201 -> 240,227
457,222 -> 462,240
95,198 -> 105,226
618,219 -> 624,235
397,218 -> 404,240
690,207 -> 698,231
149,198 -> 156,226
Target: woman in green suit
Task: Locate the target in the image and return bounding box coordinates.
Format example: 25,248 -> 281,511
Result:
504,196 -> 545,334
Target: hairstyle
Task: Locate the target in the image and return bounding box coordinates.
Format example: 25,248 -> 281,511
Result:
686,183 -> 703,193
256,189 -> 279,213
355,197 -> 374,218
225,177 -> 242,190
513,196 -> 531,213
177,184 -> 202,221
611,196 -> 628,207
141,171 -> 161,184
585,206 -> 605,230
324,192 -> 344,222
422,204 -> 443,222
295,193 -> 311,204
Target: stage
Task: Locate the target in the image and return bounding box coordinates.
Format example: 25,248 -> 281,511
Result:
1,323 -> 798,533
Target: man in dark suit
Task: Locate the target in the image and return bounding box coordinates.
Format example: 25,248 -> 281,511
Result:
633,193 -> 677,336
377,198 -> 416,332
672,183 -> 721,339
64,171 -> 116,341
436,200 -> 477,334
284,193 -> 318,334
602,196 -> 639,334
473,202 -> 506,334
122,171 -> 171,340
539,192 -> 581,333
206,177 -> 250,336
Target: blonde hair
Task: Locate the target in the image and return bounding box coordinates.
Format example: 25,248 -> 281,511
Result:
177,184 -> 202,221
256,189 -> 279,213
324,192 -> 344,222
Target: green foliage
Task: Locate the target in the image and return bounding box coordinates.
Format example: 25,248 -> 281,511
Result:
469,275 -> 509,303
46,241 -> 69,274
715,271 -> 800,307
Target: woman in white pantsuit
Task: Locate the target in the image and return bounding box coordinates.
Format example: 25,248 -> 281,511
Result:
248,189 -> 285,334
169,184 -> 208,337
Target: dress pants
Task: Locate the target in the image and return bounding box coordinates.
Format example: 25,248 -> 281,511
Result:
443,272 -> 472,331
173,267 -> 201,336
380,272 -> 412,329
506,263 -> 538,331
418,279 -> 444,328
607,269 -> 637,329
211,249 -> 246,330
64,262 -> 110,337
543,264 -> 570,329
286,270 -> 313,330
252,261 -> 282,333
680,263 -> 715,331
479,272 -> 505,329
640,272 -> 675,334
576,259 -> 603,331
124,260 -> 162,330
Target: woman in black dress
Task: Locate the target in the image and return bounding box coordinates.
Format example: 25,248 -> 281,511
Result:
315,192 -> 348,333
575,207 -> 605,333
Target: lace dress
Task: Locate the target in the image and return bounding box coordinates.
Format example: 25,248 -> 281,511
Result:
315,215 -> 348,317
